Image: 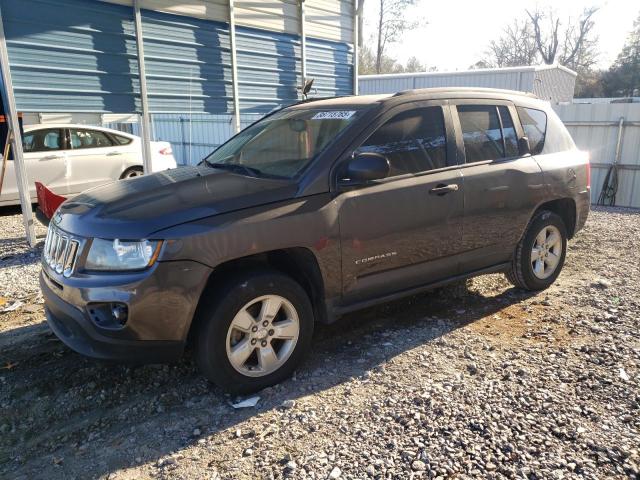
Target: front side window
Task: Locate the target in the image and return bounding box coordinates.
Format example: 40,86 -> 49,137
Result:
357,107 -> 447,177
203,108 -> 359,179
516,107 -> 547,155
112,134 -> 133,145
69,129 -> 114,149
23,129 -> 62,153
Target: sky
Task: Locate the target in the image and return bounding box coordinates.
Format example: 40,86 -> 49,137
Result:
361,0 -> 639,72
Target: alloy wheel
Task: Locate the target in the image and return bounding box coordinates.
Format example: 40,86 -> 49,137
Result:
531,225 -> 563,280
225,295 -> 300,377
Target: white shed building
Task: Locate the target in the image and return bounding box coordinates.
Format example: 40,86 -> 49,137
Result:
359,65 -> 577,104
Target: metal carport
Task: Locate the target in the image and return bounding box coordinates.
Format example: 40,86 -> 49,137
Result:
0,0 -> 361,245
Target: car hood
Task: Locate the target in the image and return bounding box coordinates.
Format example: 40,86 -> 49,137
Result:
54,165 -> 298,238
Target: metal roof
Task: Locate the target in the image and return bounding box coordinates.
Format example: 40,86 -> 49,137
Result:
359,64 -> 577,81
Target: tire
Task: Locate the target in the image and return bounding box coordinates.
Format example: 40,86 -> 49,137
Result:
506,210 -> 568,291
194,269 -> 314,393
120,166 -> 143,179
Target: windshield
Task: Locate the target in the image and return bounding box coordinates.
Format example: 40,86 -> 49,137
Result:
202,108 -> 359,178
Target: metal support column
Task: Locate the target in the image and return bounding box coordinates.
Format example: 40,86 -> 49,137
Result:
353,0 -> 360,95
229,0 -> 241,133
300,0 -> 307,92
133,0 -> 153,174
0,6 -> 36,246
614,116 -> 624,166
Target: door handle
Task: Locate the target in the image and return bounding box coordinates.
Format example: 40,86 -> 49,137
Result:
106,151 -> 122,156
429,183 -> 459,196
41,155 -> 62,161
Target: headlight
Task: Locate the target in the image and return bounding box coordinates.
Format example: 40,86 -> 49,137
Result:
85,239 -> 163,271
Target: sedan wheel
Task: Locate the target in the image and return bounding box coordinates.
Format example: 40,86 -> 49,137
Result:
226,295 -> 300,377
123,168 -> 143,178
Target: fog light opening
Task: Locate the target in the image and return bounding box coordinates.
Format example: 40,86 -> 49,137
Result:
111,303 -> 128,325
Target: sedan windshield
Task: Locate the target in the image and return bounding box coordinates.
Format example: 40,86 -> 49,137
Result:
202,108 -> 359,178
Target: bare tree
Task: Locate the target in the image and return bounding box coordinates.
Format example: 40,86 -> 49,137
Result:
483,19 -> 539,67
527,6 -> 599,70
374,0 -> 422,73
359,44 -> 432,75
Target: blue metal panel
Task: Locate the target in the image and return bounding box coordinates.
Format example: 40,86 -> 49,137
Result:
306,36 -> 353,97
140,10 -> 233,114
235,25 -> 301,114
150,113 -> 234,165
1,0 -> 139,113
147,113 -> 264,165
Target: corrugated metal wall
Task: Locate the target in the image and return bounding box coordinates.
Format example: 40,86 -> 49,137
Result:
140,10 -> 233,114
554,103 -> 640,208
359,69 -> 536,96
359,66 -> 576,105
307,36 -> 353,98
533,67 -> 576,104
3,0 -> 355,114
235,26 -> 300,114
104,0 -> 355,43
2,0 -> 140,113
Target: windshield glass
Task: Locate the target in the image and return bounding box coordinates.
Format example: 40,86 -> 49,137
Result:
202,108 -> 359,178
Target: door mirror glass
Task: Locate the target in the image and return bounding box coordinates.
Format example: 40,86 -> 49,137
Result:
342,152 -> 390,184
518,136 -> 531,156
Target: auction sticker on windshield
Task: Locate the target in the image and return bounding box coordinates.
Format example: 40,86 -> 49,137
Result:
311,111 -> 356,120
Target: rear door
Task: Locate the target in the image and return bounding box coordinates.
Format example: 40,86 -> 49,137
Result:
337,102 -> 464,303
452,101 -> 546,272
65,128 -> 127,193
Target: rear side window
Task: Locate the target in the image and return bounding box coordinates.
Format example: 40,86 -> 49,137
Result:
457,105 -> 505,162
112,134 -> 133,145
517,107 -> 546,155
542,110 -> 576,154
498,106 -> 519,157
358,106 -> 447,176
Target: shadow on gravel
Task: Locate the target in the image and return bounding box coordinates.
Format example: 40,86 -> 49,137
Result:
0,282 -> 535,479
0,238 -> 45,269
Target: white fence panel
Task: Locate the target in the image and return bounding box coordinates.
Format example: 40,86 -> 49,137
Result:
554,103 -> 640,208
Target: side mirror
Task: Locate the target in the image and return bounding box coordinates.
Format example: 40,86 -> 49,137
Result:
342,152 -> 390,184
518,136 -> 531,156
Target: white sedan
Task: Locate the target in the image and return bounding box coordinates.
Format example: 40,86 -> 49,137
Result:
0,124 -> 177,206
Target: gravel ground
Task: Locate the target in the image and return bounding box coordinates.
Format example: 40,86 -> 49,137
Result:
0,206 -> 638,480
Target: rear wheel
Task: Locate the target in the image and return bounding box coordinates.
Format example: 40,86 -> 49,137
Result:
194,269 -> 314,393
506,210 -> 567,290
120,166 -> 143,179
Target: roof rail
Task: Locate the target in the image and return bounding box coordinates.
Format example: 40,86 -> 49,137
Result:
391,87 -> 538,98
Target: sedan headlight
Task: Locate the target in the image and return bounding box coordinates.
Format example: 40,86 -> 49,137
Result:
85,239 -> 163,271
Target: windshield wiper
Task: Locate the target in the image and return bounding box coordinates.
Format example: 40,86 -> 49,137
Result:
204,162 -> 264,177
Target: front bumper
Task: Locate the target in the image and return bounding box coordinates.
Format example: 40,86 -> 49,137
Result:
40,259 -> 211,363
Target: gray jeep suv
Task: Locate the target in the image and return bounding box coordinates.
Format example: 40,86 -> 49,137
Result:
40,88 -> 590,392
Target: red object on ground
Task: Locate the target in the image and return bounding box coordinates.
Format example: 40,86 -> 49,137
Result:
35,181 -> 66,220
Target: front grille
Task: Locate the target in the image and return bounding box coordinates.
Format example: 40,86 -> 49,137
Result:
43,224 -> 80,277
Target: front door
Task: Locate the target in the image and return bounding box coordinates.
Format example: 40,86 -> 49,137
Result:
0,127 -> 67,205
337,104 -> 464,303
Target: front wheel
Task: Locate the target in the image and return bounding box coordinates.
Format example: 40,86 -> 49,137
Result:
194,270 -> 314,393
506,210 -> 567,290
